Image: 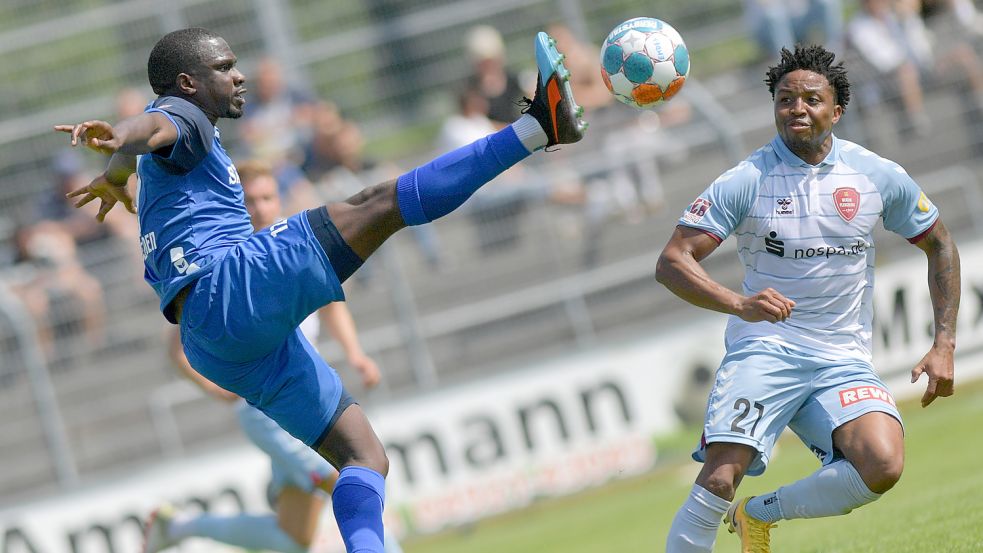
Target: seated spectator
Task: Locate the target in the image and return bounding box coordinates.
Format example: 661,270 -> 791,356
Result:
464,25 -> 527,127
300,101 -> 346,185
7,221 -> 106,362
848,0 -> 932,135
316,119 -> 443,271
916,0 -> 983,103
239,56 -> 317,163
37,149 -> 142,281
745,0 -> 844,58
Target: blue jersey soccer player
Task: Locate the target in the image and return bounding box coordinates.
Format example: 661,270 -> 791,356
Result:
55,27 -> 586,553
149,161 -> 401,553
656,45 -> 960,552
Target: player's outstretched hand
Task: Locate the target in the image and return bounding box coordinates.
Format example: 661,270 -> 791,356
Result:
736,288 -> 795,323
911,345 -> 955,407
54,120 -> 121,155
66,172 -> 136,222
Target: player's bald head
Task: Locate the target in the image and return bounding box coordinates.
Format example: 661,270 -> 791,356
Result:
147,27 -> 224,95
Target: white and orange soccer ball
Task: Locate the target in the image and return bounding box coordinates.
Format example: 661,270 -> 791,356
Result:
600,17 -> 690,108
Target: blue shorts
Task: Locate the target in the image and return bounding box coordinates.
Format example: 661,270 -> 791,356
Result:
235,397 -> 354,506
694,339 -> 903,476
180,209 -> 363,447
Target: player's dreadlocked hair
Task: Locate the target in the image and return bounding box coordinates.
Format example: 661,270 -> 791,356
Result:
765,44 -> 851,110
148,28 -> 220,96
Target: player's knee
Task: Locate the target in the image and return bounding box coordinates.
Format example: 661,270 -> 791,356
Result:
695,464 -> 741,501
370,447 -> 390,478
861,454 -> 903,494
353,438 -> 390,477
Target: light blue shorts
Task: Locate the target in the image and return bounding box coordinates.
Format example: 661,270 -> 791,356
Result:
693,339 -> 902,476
235,401 -> 342,507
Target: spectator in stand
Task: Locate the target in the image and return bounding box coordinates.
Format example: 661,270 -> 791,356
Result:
436,86 -> 537,254
240,56 -> 317,164
916,0 -> 983,103
744,0 -> 844,58
318,120 -> 443,271
848,0 -> 932,136
465,25 -> 527,127
7,221 -> 106,360
300,102 -> 346,185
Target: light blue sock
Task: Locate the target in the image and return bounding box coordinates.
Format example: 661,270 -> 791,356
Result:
396,125 -> 532,225
333,466 -> 386,553
745,491 -> 783,523
168,513 -> 306,553
666,484 -> 730,553
751,460 -> 881,522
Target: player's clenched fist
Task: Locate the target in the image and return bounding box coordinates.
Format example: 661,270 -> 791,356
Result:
737,287 -> 795,323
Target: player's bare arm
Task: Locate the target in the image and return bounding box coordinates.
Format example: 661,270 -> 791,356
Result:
54,111 -> 177,155
911,221 -> 960,407
656,225 -> 795,323
320,302 -> 381,389
55,112 -> 179,221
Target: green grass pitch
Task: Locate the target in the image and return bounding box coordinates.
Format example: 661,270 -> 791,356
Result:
403,377 -> 983,553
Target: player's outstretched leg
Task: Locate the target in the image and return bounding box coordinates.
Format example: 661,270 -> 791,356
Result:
142,502 -> 310,553
325,30 -> 588,265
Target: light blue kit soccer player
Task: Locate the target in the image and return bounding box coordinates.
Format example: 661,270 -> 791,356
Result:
656,45 -> 960,552
56,27 -> 586,553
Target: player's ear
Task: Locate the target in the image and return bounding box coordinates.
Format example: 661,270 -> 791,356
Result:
832,104 -> 843,124
176,72 -> 196,96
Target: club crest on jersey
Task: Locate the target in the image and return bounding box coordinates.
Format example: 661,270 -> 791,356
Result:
833,187 -> 860,222
775,197 -> 794,215
683,198 -> 712,224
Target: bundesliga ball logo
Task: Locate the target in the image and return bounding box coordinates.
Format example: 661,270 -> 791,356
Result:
600,17 -> 690,108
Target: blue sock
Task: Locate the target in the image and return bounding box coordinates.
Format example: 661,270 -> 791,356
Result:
333,466 -> 386,553
396,125 -> 532,225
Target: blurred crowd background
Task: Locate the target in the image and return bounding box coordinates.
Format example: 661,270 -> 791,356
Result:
2,0 -> 983,504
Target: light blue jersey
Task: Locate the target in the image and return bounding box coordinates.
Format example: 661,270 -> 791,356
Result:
137,96 -> 253,322
678,135 -> 938,362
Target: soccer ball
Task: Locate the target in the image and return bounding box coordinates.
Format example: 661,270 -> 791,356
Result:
600,17 -> 690,108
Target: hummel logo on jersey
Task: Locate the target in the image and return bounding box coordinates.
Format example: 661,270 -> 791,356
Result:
765,231 -> 785,256
775,197 -> 794,215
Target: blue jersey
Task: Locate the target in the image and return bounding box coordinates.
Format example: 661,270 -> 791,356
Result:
136,96 -> 253,322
